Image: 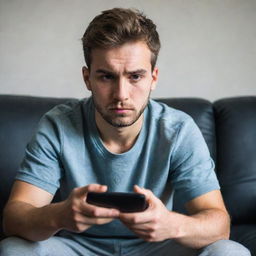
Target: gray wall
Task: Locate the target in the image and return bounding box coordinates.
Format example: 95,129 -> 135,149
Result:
0,0 -> 255,101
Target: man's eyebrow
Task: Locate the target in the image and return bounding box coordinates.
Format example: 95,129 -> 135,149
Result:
95,69 -> 147,75
95,69 -> 115,75
126,69 -> 147,75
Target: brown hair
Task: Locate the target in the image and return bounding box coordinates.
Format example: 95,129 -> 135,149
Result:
82,8 -> 161,70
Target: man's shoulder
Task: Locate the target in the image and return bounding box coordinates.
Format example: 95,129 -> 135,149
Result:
35,98 -> 91,135
45,98 -> 84,116
42,98 -> 89,123
149,99 -> 193,127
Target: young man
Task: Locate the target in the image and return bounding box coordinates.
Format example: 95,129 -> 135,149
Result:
0,8 -> 251,256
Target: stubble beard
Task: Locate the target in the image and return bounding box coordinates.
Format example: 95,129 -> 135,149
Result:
92,94 -> 151,128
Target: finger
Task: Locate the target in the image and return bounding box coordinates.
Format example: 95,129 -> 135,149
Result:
133,185 -> 156,208
122,222 -> 152,232
133,184 -> 144,193
125,228 -> 151,241
119,210 -> 152,224
75,184 -> 108,199
134,185 -> 154,200
81,203 -> 120,218
131,228 -> 151,237
119,187 -> 158,224
71,211 -> 113,224
87,184 -> 108,193
77,215 -> 115,225
69,216 -> 114,232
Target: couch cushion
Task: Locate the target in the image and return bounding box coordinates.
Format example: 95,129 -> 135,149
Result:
231,224 -> 256,255
214,96 -> 256,224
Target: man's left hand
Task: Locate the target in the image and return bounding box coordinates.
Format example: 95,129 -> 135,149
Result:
119,185 -> 180,242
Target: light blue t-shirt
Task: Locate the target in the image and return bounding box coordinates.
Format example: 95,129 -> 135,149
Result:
16,98 -> 220,238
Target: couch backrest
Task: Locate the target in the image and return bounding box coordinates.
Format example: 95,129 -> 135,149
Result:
0,95 -> 73,239
214,96 -> 256,224
0,95 -> 216,239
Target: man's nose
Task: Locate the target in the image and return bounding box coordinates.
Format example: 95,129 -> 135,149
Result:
113,78 -> 129,101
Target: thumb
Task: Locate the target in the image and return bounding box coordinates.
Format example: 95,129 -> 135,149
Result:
133,184 -> 144,194
134,185 -> 158,210
133,185 -> 153,199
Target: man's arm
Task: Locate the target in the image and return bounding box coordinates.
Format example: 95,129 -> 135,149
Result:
3,181 -> 120,241
119,185 -> 230,249
177,189 -> 230,248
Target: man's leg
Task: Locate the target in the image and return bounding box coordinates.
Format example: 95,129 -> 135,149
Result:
198,239 -> 251,256
120,238 -> 251,256
120,238 -> 198,256
0,236 -> 94,256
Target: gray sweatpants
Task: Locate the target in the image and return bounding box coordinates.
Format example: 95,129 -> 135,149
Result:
0,235 -> 251,256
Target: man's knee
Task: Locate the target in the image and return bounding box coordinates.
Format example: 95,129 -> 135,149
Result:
199,239 -> 251,256
0,236 -> 42,256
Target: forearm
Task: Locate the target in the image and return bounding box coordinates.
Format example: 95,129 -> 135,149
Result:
3,200 -> 63,241
173,209 -> 230,249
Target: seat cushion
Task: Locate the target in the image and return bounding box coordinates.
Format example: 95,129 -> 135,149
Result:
231,224 -> 256,256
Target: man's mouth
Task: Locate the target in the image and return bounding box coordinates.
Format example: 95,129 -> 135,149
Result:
110,108 -> 133,114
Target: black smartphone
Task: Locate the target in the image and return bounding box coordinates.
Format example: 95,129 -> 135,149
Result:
86,192 -> 148,213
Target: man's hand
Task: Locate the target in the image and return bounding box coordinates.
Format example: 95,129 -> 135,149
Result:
119,185 -> 179,242
119,186 -> 230,249
3,181 -> 120,241
58,184 -> 120,233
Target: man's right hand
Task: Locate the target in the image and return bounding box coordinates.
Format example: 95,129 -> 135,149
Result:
3,181 -> 120,241
58,184 -> 120,233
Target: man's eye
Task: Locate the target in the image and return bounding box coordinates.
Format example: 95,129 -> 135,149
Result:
101,74 -> 114,81
130,74 -> 142,81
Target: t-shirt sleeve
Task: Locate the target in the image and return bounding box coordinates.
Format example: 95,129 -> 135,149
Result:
15,112 -> 63,195
170,116 -> 220,205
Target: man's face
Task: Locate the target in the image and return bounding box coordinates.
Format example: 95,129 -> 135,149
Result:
83,41 -> 158,128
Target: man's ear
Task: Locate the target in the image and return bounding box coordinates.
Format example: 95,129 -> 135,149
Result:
150,67 -> 158,91
82,66 -> 91,91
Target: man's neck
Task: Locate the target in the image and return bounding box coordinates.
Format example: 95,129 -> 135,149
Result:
95,112 -> 144,154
